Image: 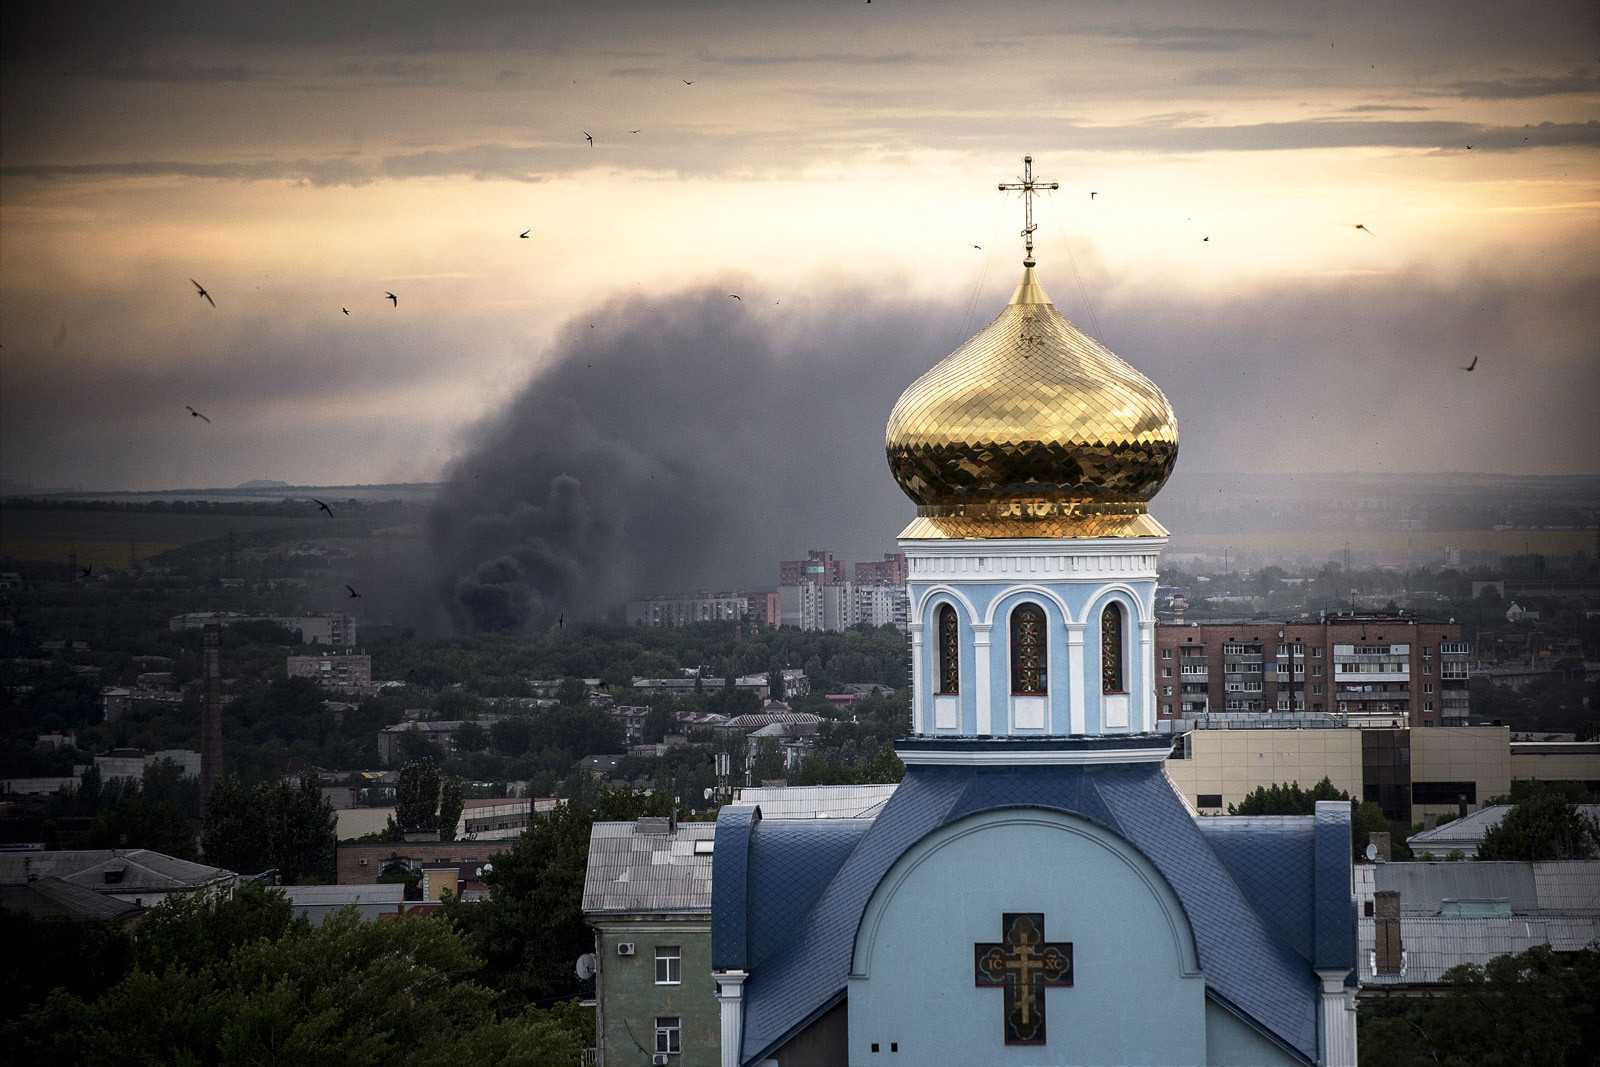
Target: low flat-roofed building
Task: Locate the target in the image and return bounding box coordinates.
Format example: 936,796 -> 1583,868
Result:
281,882 -> 405,925
732,783 -> 898,819
0,876 -> 144,923
1165,725 -> 1364,814
335,842 -> 501,885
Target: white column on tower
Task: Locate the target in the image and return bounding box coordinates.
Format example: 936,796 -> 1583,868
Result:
1066,623 -> 1086,735
972,624 -> 993,735
909,623 -> 926,735
1139,619 -> 1156,732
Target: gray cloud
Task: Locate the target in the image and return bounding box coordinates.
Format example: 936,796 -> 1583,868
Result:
1448,69 -> 1600,100
1073,23 -> 1309,53
1341,104 -> 1432,113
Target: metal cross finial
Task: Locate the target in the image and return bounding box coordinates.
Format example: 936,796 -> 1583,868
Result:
997,155 -> 1060,267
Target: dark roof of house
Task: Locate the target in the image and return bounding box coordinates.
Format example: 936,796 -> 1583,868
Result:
0,849 -> 234,894
714,761 -> 1349,1066
0,876 -> 143,922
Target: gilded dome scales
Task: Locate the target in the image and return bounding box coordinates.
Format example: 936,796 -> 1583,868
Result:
885,156 -> 1179,539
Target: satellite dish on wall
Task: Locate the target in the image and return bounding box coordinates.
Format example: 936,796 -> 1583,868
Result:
576,953 -> 598,980
1364,843 -> 1378,862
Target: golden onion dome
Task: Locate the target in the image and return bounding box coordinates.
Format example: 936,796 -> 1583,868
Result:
886,265 -> 1178,539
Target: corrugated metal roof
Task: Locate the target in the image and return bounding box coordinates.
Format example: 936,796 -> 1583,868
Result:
581,821 -> 715,915
734,784 -> 899,820
282,883 -> 405,906
1375,861 -> 1539,914
0,877 -> 143,921
1358,914 -> 1600,985
1407,805 -> 1600,857
1532,861 -> 1600,913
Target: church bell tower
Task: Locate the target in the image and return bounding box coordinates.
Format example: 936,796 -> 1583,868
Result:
886,157 -> 1179,756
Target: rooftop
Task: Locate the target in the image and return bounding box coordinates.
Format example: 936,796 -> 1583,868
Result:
733,784 -> 898,820
0,849 -> 235,893
581,819 -> 715,915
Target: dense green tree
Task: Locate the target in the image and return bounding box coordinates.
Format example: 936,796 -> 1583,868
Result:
0,911 -> 133,1022
555,676 -> 588,705
438,775 -> 465,843
132,881 -> 300,976
444,788 -> 669,1010
454,721 -> 490,752
642,704 -> 675,744
201,775 -> 336,882
1477,792 -> 1600,861
1359,946 -> 1600,1067
1228,777 -> 1350,816
396,759 -> 442,834
768,664 -> 786,701
86,760 -> 199,859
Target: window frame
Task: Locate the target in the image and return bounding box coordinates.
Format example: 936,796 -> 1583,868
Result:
936,603 -> 960,696
654,1016 -> 682,1055
1009,602 -> 1048,696
654,945 -> 682,986
1101,601 -> 1127,695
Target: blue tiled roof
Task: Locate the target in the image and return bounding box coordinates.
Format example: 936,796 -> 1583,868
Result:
721,762 -> 1343,1066
1198,815 -> 1316,965
711,806 -> 758,971
1314,800 -> 1357,972
746,818 -> 873,971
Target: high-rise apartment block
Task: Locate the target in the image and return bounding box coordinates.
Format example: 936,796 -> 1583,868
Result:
625,591 -> 780,628
1155,614 -> 1470,727
778,550 -> 908,632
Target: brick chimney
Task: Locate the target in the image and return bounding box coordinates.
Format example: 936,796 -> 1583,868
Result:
1369,832 -> 1391,862
1374,890 -> 1403,976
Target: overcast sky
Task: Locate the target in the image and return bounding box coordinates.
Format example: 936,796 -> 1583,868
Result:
2,0 -> 1597,494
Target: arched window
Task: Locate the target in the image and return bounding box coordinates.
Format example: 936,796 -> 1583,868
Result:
937,604 -> 960,695
1101,602 -> 1125,694
1010,603 -> 1047,695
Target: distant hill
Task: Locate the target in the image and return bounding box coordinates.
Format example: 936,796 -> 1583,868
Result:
235,479 -> 291,489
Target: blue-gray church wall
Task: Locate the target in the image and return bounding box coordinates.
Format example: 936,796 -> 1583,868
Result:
846,808 -> 1207,1066
1204,999 -> 1304,1067
911,576 -> 1155,737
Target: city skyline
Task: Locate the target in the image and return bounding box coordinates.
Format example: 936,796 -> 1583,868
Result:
2,0 -> 1597,497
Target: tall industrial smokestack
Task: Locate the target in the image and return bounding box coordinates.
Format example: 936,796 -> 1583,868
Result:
200,623 -> 223,821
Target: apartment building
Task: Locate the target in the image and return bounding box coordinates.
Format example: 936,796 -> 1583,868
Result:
1155,614 -> 1469,727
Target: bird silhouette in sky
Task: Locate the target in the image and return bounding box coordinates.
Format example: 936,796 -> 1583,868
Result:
345,584 -> 362,599
584,130 -> 594,147
971,244 -> 982,250
190,279 -> 215,308
682,79 -> 695,85
1354,224 -> 1374,236
314,498 -> 334,517
1465,144 -> 1474,150
558,613 -> 565,629
1461,356 -> 1478,372
1202,236 -> 1210,242
79,566 -> 92,579
342,307 -> 350,315
629,129 -> 641,134
519,229 -> 531,238
1090,192 -> 1098,199
186,405 -> 211,423
385,291 -> 397,307
729,293 -> 741,301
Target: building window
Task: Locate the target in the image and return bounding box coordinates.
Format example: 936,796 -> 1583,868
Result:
1313,684 -> 1324,695
1162,648 -> 1172,659
1412,781 -> 1476,805
1010,603 -> 1047,695
655,1016 -> 682,1055
655,945 -> 681,985
1312,647 -> 1323,658
1162,666 -> 1173,678
1162,685 -> 1173,697
1101,602 -> 1125,694
1162,703 -> 1172,716
1197,794 -> 1223,809
937,604 -> 960,696
1312,664 -> 1324,676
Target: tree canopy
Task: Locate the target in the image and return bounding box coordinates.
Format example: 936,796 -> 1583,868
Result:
201,774 -> 336,883
1477,792 -> 1600,861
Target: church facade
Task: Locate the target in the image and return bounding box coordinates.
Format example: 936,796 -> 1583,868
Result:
710,159 -> 1359,1067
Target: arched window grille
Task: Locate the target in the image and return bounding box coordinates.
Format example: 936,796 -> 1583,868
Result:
937,604 -> 960,695
1101,602 -> 1125,694
1010,603 -> 1047,695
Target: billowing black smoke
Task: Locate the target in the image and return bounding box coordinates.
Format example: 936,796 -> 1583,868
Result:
427,286 -> 958,631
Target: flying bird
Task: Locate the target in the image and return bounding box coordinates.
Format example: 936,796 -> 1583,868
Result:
1354,224 -> 1374,236
186,405 -> 211,423
629,129 -> 641,134
1090,192 -> 1098,199
1461,356 -> 1478,372
682,79 -> 694,85
583,130 -> 593,147
385,291 -> 397,307
1465,144 -> 1474,150
79,566 -> 92,579
971,244 -> 982,250
1202,236 -> 1210,242
314,498 -> 333,517
190,279 -> 215,308
558,614 -> 565,629
345,584 -> 362,599
342,307 -> 350,316
519,229 -> 531,238
729,293 -> 741,301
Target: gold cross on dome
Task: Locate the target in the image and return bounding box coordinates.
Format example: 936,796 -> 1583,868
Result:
998,155 -> 1060,267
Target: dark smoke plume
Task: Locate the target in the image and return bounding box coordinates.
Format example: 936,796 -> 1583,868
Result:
426,287 -> 956,631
